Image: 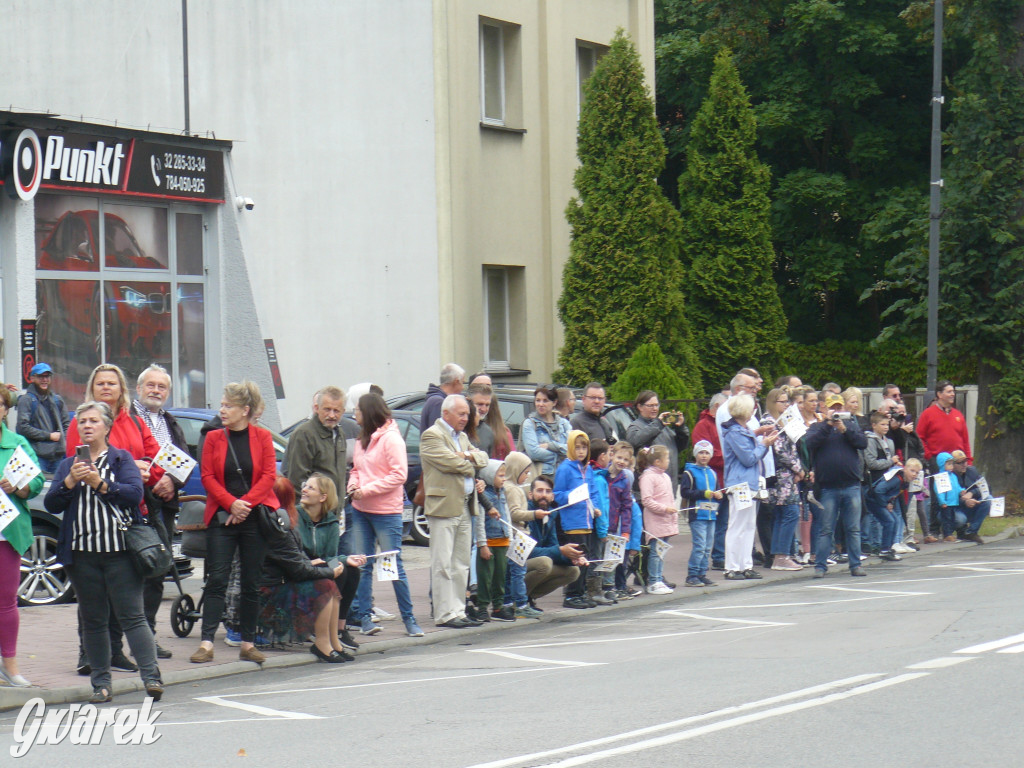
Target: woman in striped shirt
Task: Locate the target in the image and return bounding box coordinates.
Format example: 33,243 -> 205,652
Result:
46,401 -> 162,703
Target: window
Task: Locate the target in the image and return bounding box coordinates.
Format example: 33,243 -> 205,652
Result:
480,18 -> 522,129
483,267 -> 510,369
577,41 -> 608,115
34,193 -> 208,407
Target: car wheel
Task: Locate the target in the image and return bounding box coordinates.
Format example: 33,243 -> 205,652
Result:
409,505 -> 430,546
18,526 -> 75,606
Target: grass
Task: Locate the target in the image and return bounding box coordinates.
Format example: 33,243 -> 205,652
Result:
980,514 -> 1024,537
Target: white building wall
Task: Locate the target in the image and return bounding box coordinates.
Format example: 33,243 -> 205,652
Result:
0,1 -> 440,425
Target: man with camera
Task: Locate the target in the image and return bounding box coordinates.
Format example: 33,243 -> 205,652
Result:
804,393 -> 868,578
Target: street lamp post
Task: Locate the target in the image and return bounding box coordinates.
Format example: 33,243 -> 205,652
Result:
927,0 -> 943,394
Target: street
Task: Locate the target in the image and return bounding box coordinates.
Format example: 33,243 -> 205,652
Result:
4,538 -> 1024,766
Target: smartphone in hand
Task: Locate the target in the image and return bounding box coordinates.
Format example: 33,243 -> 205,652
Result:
75,445 -> 93,468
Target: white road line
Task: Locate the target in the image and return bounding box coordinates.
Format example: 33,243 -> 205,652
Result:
955,631 -> 1024,654
467,649 -> 604,667
927,560 -> 1024,568
806,585 -> 930,596
657,610 -> 793,626
461,674 -> 882,768
860,572 -> 1024,586
481,624 -> 760,650
685,594 -> 921,610
996,643 -> 1024,654
193,696 -> 322,719
906,657 -> 975,669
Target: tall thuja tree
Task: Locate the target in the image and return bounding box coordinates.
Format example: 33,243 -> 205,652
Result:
677,48 -> 786,392
557,30 -> 700,395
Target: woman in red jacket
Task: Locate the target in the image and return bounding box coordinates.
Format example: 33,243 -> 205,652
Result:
190,381 -> 279,665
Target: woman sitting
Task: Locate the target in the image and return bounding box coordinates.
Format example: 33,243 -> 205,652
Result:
297,473 -> 362,649
259,477 -> 367,663
46,401 -> 162,703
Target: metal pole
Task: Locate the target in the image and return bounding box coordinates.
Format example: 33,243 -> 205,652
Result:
182,0 -> 191,135
926,0 -> 943,393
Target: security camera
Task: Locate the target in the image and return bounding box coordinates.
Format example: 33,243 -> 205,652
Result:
235,196 -> 255,211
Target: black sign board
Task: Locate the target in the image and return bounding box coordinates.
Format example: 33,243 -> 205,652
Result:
20,320 -> 36,388
126,140 -> 224,201
264,339 -> 286,400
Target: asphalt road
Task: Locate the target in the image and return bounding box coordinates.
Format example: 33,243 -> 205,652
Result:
5,539 -> 1024,767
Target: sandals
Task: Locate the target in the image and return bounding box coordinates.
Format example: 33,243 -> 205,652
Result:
89,687 -> 112,703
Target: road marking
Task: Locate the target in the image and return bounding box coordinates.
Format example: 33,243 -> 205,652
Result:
687,594 -> 921,610
955,631 -> 1024,654
461,674 -> 882,768
806,585 -> 930,596
657,610 -> 793,626
927,560 -> 1024,568
467,649 -> 604,667
481,624 -> 760,650
193,696 -> 322,719
906,657 -> 975,669
860,572 -> 1024,586
996,644 -> 1024,654
468,674 -> 925,768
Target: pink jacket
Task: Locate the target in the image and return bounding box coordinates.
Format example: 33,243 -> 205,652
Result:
640,465 -> 678,538
349,420 -> 409,515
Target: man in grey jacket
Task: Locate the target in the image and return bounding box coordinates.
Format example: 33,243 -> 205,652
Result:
16,362 -> 70,473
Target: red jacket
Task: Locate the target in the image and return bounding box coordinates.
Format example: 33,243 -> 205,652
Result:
201,426 -> 280,525
916,403 -> 972,463
691,409 -> 724,487
66,408 -> 165,486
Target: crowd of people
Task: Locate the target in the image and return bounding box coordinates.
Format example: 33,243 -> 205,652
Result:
0,358 -> 987,704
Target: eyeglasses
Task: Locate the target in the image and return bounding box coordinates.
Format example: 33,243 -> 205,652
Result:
953,460 -> 968,465
640,401 -> 660,409
584,395 -> 606,401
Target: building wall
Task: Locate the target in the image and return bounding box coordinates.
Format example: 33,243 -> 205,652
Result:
0,0 -> 440,425
434,0 -> 654,382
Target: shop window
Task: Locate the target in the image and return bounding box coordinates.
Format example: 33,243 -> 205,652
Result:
480,18 -> 522,128
577,41 -> 608,115
35,193 -> 208,408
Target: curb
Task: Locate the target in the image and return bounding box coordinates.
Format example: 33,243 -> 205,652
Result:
3,525 -> 1022,712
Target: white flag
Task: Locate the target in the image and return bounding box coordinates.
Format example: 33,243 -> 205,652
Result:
990,497 -> 1005,518
933,472 -> 952,495
374,551 -> 399,581
594,534 -> 627,572
508,528 -> 538,567
976,477 -> 991,500
652,536 -> 672,561
730,482 -> 753,512
152,441 -> 197,485
883,465 -> 901,481
568,484 -> 590,506
4,445 -> 40,490
0,489 -> 18,534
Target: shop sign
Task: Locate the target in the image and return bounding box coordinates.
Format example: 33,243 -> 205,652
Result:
20,320 -> 36,388
2,127 -> 223,202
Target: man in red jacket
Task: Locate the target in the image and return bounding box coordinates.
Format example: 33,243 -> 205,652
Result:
916,381 -> 972,469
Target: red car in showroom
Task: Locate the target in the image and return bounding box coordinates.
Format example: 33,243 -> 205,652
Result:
36,210 -> 171,365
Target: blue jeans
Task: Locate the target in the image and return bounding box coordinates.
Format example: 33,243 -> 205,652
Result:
865,493 -> 898,550
504,557 -> 528,607
965,499 -> 990,535
37,455 -> 61,474
770,503 -> 799,556
338,503 -> 356,557
939,505 -> 968,537
815,486 -> 862,572
687,519 -> 716,578
711,495 -> 730,563
350,509 -> 415,621
648,534 -> 673,584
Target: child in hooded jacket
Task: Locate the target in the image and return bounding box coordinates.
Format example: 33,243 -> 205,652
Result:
553,430 -> 597,609
500,451 -> 542,618
477,459 -> 515,622
934,451 -> 966,540
588,440 -> 617,604
680,440 -> 723,587
639,444 -> 677,594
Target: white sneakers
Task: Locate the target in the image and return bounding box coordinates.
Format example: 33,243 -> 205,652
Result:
646,582 -> 674,595
771,556 -> 804,571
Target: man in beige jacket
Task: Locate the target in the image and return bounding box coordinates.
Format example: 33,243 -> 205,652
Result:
421,394 -> 489,627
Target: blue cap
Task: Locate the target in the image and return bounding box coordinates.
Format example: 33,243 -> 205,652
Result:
29,363 -> 52,376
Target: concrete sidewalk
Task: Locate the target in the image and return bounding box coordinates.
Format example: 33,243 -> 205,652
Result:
3,527 -> 1020,712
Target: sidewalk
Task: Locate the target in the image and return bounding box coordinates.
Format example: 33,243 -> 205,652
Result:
4,526 -> 1021,711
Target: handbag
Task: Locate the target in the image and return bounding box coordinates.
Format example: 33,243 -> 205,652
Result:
224,428 -> 288,537
123,519 -> 172,580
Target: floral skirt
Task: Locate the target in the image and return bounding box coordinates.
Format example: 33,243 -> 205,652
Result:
259,578 -> 339,642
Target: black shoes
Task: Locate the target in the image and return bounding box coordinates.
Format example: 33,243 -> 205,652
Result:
490,606 -> 516,622
338,629 -> 359,651
110,653 -> 138,672
77,651 -> 91,676
711,560 -> 726,571
850,567 -> 867,577
438,616 -> 481,629
156,644 -> 173,659
562,596 -> 591,609
310,645 -> 348,663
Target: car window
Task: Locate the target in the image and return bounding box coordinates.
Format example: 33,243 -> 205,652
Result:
404,422 -> 421,453
497,399 -> 529,442
175,417 -> 203,457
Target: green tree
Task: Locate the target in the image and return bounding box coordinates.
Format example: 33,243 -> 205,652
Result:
655,0 -> 940,342
608,341 -> 694,402
677,48 -> 787,392
557,30 -> 700,394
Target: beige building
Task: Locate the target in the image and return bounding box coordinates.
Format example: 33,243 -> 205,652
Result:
433,0 -> 655,382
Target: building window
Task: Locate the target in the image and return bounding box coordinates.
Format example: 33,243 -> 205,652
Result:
480,18 -> 522,129
577,41 -> 608,115
483,267 -> 510,369
34,194 -> 208,407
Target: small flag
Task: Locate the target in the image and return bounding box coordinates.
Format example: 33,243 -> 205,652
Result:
4,445 -> 40,490
152,441 -> 197,485
374,551 -> 399,581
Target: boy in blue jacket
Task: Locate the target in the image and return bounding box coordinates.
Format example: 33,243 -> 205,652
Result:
934,452 -> 966,540
589,440 -> 617,605
681,440 -> 723,587
554,430 -> 598,609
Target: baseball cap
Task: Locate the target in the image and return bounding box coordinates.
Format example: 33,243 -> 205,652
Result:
29,363 -> 52,376
824,393 -> 844,408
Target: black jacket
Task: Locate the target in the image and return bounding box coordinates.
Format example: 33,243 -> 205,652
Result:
260,526 -> 335,587
804,418 -> 867,488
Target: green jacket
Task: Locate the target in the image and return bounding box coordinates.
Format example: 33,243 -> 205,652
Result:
0,426 -> 46,555
284,417 -> 347,495
296,503 -> 340,560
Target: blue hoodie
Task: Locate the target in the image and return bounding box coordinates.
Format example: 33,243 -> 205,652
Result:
553,431 -> 598,531
592,464 -> 610,539
934,452 -> 963,509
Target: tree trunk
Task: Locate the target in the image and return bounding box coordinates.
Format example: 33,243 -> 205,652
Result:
974,360 -> 1024,507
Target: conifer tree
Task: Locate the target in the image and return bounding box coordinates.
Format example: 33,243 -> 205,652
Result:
607,342 -> 691,402
677,48 -> 786,391
557,30 -> 700,395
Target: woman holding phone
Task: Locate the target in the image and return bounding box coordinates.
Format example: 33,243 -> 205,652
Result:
46,401 -> 161,703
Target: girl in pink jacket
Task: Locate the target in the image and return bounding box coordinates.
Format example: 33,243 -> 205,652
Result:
639,445 -> 677,595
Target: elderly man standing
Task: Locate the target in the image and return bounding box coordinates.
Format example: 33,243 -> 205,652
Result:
421,394 -> 489,628
131,364 -> 188,659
